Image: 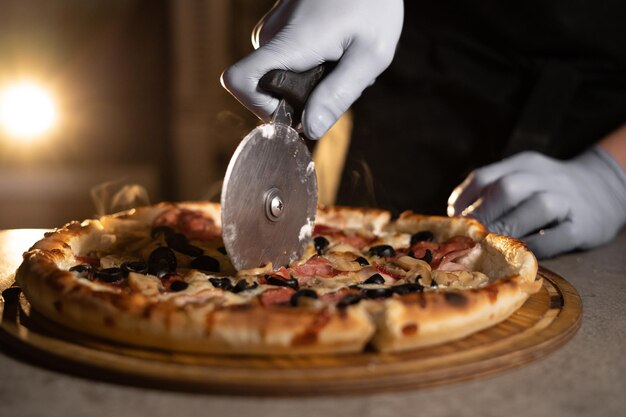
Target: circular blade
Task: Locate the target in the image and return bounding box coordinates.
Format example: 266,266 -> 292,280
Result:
221,123 -> 317,271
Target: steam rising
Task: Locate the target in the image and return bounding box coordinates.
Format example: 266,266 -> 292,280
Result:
91,179 -> 150,216
346,158 -> 378,208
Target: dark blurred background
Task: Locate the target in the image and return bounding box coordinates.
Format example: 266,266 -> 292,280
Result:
0,0 -> 275,228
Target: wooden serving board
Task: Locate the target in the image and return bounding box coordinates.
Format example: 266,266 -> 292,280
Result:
0,267 -> 581,396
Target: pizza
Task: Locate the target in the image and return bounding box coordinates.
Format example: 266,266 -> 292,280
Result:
15,202 -> 541,355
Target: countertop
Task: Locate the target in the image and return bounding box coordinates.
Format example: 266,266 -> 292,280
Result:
1,228 -> 624,417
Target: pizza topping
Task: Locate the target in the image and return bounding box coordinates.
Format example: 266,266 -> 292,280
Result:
373,264 -> 405,280
392,282 -> 425,295
432,270 -> 489,288
96,267 -> 125,283
337,293 -> 365,308
151,226 -> 175,240
169,280 -> 189,292
313,236 -> 330,255
417,249 -> 433,263
394,256 -> 431,272
148,247 -> 177,278
410,230 -> 434,244
313,224 -> 374,249
232,280 -> 258,293
363,273 -> 385,285
260,287 -> 296,306
354,256 -> 369,266
189,255 -> 220,272
323,252 -> 363,272
409,241 -> 439,261
369,245 -> 396,258
312,224 -> 339,236
153,207 -> 221,241
121,261 -> 148,275
209,277 -> 233,291
290,289 -> 318,307
362,287 -> 394,299
165,232 -> 204,257
290,256 -> 336,280
69,264 -> 93,278
75,256 -> 100,267
264,275 -> 299,290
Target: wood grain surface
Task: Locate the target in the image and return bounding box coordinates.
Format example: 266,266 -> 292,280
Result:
0,267 -> 581,395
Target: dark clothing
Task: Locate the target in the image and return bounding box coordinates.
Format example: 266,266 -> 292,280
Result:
337,1 -> 626,215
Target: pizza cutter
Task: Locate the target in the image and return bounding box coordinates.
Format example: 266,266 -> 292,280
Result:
221,66 -> 328,271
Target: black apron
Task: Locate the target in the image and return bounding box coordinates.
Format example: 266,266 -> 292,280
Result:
336,1 -> 626,216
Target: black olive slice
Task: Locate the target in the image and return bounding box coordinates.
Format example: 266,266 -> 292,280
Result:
232,280 -> 258,293
265,275 -> 299,290
430,279 -> 439,288
121,261 -> 148,276
151,226 -> 175,239
369,245 -> 396,258
290,289 -> 318,306
69,264 -> 93,278
392,283 -> 425,295
96,267 -> 124,283
148,247 -> 178,278
363,273 -> 385,285
165,232 -> 187,247
354,256 -> 369,266
165,233 -> 204,257
217,246 -> 227,255
337,293 -> 364,309
314,236 -> 330,255
177,244 -> 204,257
410,230 -> 434,245
170,280 -> 189,292
209,277 -> 233,291
363,287 -> 393,299
190,255 -> 220,272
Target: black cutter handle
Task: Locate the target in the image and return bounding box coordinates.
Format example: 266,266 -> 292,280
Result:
259,64 -> 330,128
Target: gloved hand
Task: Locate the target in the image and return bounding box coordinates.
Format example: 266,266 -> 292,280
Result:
221,0 -> 404,140
447,148 -> 626,259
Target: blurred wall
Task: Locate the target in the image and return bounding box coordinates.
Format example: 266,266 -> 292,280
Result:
0,0 -> 273,229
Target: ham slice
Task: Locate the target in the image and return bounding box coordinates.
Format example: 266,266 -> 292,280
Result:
260,287 -> 295,306
153,208 -> 221,241
290,256 -> 336,279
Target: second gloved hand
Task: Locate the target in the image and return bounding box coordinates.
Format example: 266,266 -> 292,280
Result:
447,148 -> 626,259
221,0 -> 404,140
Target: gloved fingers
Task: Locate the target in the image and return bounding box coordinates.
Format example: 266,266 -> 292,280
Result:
466,171 -> 549,225
221,28 -> 342,121
221,53 -> 281,120
252,0 -> 293,48
302,42 -> 395,139
486,192 -> 570,238
448,151 -> 558,217
522,221 -> 576,259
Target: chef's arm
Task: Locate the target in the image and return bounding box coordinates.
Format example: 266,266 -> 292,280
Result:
448,123 -> 626,259
221,0 -> 404,140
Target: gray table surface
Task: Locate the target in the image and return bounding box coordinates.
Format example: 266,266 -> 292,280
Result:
1,228 -> 625,417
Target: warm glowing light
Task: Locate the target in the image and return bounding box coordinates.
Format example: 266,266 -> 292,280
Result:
0,81 -> 58,141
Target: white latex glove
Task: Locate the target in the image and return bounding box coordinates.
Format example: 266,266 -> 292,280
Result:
221,0 -> 404,139
447,148 -> 626,259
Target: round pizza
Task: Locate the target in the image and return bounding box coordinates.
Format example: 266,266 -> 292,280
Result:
15,202 -> 541,355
